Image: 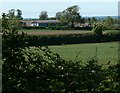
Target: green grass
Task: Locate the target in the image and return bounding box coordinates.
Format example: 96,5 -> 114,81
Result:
49,42 -> 118,65
19,29 -> 93,35
19,29 -> 119,36
19,29 -> 59,32
19,29 -> 118,33
21,29 -> 119,65
19,29 -> 91,32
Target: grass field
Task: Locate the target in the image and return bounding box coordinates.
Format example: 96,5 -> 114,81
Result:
20,29 -> 119,66
19,29 -> 93,35
48,42 -> 119,66
19,29 -> 118,35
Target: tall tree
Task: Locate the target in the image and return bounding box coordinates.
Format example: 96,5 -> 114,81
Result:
60,5 -> 81,27
7,9 -> 15,18
39,11 -> 48,20
16,9 -> 23,20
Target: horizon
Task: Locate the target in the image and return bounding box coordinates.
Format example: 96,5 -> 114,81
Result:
22,15 -> 118,19
1,2 -> 118,18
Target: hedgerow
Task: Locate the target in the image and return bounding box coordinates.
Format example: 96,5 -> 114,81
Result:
26,32 -> 120,46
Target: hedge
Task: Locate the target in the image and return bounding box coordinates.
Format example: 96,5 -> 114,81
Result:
26,32 -> 120,46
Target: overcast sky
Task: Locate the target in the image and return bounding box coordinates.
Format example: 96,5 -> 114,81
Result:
1,1 -> 119,18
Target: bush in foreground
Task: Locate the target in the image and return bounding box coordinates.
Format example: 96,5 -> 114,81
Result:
2,29 -> 120,93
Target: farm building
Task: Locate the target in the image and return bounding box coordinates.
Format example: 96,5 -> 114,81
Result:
21,20 -> 60,27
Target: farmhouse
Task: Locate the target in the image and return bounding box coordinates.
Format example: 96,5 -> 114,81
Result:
21,20 -> 60,27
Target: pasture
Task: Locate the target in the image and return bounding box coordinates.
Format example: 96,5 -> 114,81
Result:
19,29 -> 93,35
21,29 -> 119,66
49,42 -> 119,66
19,29 -> 119,36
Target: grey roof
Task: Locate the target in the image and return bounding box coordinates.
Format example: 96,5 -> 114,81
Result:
21,20 -> 60,23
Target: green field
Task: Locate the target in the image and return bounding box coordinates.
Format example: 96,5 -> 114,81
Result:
19,29 -> 93,35
21,29 -> 119,65
49,42 -> 119,65
19,29 -> 118,35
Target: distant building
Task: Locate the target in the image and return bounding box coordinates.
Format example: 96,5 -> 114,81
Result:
21,20 -> 60,27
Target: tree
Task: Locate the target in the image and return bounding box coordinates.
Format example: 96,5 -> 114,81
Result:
16,9 -> 23,20
2,9 -> 22,30
39,11 -> 48,20
60,5 -> 81,27
103,16 -> 114,29
105,16 -> 114,25
92,22 -> 105,36
55,12 -> 62,20
91,17 -> 97,23
2,13 -> 9,30
7,9 -> 15,18
7,9 -> 23,20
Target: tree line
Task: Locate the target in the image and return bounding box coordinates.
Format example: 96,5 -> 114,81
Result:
2,5 -> 119,29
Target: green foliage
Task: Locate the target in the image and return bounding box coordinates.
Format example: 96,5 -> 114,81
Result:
104,16 -> 114,26
55,12 -> 62,20
92,22 -> 105,36
27,32 -> 120,46
2,9 -> 23,30
102,16 -> 118,30
108,24 -> 120,30
16,9 -> 23,20
39,11 -> 48,20
58,5 -> 81,27
99,61 -> 120,92
27,33 -> 96,46
85,17 -> 97,25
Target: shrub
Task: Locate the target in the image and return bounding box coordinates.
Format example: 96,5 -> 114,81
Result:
111,24 -> 120,30
92,22 -> 105,36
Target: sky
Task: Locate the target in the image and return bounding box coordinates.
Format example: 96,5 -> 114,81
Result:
1,1 -> 119,18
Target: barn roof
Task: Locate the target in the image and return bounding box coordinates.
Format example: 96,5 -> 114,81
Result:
21,20 -> 60,23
